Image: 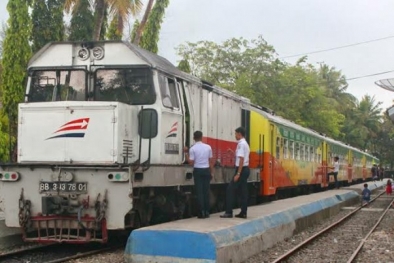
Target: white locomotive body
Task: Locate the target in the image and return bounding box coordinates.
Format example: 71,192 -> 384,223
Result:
0,41 -> 259,243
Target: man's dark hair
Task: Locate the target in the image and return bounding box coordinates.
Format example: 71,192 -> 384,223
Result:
364,183 -> 368,188
193,131 -> 203,140
334,156 -> 339,161
235,127 -> 246,137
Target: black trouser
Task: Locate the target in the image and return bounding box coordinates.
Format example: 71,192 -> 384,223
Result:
193,168 -> 211,214
225,166 -> 250,215
327,172 -> 338,188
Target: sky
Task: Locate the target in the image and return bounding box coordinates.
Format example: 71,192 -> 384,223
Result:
1,0 -> 394,110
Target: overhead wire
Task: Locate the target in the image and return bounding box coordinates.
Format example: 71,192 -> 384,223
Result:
279,34 -> 394,59
346,70 -> 394,81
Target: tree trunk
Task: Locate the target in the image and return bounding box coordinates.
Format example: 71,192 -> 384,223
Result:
92,0 -> 106,41
133,0 -> 154,45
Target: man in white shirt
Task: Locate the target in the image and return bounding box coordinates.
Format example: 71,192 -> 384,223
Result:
221,127 -> 250,219
184,131 -> 214,219
327,156 -> 340,189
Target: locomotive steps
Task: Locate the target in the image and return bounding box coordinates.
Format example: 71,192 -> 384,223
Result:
124,180 -> 387,263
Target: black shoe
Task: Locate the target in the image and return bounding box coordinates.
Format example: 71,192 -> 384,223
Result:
197,211 -> 205,219
220,213 -> 233,218
235,213 -> 247,219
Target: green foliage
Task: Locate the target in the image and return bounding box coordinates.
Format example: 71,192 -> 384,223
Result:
31,0 -> 64,53
106,14 -> 122,40
68,0 -> 94,41
130,19 -> 140,43
1,0 -> 31,161
177,59 -> 191,73
1,0 -> 31,121
140,0 -> 170,53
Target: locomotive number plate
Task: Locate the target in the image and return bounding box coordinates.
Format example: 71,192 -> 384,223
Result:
39,182 -> 88,193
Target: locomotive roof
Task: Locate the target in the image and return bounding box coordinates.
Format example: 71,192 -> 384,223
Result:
29,41 -> 204,83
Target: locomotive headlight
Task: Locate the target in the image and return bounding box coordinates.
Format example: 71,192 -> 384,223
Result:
108,172 -> 129,182
78,48 -> 89,60
0,171 -> 20,181
92,46 -> 104,60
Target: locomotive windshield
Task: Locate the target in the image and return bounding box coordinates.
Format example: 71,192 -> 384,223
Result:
94,67 -> 155,105
28,70 -> 86,102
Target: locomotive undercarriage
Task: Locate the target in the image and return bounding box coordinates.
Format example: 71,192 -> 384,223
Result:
0,164 -> 261,244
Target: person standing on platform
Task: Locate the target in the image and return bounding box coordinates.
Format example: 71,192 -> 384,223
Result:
184,131 -> 214,219
221,127 -> 250,219
371,164 -> 378,181
327,156 -> 340,189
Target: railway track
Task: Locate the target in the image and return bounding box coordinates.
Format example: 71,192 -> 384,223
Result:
0,237 -> 125,263
272,190 -> 394,263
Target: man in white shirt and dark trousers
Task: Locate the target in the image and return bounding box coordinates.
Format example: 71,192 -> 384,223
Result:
327,156 -> 340,189
221,127 -> 250,219
184,131 -> 214,219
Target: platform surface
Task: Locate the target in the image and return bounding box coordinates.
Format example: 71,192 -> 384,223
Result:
125,182 -> 382,263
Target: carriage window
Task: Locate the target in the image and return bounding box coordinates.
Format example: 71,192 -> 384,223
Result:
283,139 -> 288,159
159,75 -> 179,109
305,146 -> 309,161
295,143 -> 300,160
300,144 -> 305,161
310,147 -> 314,162
289,141 -> 294,159
95,68 -> 155,105
29,70 -> 86,102
276,137 -> 280,159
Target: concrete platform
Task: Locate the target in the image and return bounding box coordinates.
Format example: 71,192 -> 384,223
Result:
124,186 -> 372,263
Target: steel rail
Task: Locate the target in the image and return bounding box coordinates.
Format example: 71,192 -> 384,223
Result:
271,190 -> 386,263
346,197 -> 394,263
0,244 -> 57,260
43,245 -> 123,263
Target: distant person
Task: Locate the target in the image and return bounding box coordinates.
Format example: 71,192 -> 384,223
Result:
386,180 -> 392,195
327,156 -> 340,189
379,166 -> 385,181
221,127 -> 250,219
362,183 -> 371,205
371,164 -> 378,181
184,131 -> 214,219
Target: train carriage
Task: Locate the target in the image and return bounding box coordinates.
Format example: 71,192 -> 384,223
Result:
0,41 -> 378,244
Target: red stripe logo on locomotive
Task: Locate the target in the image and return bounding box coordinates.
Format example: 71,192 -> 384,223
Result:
166,122 -> 178,138
46,118 -> 90,140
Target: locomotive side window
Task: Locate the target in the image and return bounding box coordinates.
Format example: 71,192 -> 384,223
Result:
94,68 -> 155,105
276,137 -> 280,159
159,74 -> 179,109
28,70 -> 86,102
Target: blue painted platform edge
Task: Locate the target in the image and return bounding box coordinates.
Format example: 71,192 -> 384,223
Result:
125,190 -> 359,260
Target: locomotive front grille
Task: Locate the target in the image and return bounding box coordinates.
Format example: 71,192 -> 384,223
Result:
23,216 -> 108,244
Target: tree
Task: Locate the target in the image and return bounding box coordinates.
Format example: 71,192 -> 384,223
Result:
177,59 -> 191,73
342,95 -> 382,150
1,0 -> 32,161
139,0 -> 170,53
65,0 -> 143,41
106,13 -> 122,40
68,0 -> 95,41
132,0 -> 154,45
31,0 -> 64,53
92,0 -> 143,41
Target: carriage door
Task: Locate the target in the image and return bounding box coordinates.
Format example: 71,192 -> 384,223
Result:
269,124 -> 275,187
